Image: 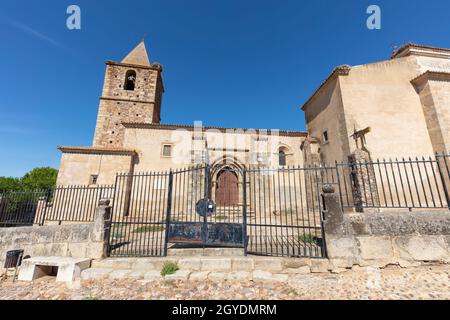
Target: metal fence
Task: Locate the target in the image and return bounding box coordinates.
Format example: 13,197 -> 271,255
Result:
246,166 -> 325,258
2,153 -> 450,259
109,165 -> 326,258
0,190 -> 48,227
0,185 -> 114,227
335,154 -> 450,211
109,171 -> 172,257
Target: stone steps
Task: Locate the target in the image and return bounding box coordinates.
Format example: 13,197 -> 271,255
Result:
83,255 -> 334,282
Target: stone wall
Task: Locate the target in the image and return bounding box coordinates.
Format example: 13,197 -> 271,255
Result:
92,62 -> 163,148
0,201 -> 111,266
322,186 -> 450,268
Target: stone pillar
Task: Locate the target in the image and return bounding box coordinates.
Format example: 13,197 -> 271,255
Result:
322,185 -> 346,236
91,199 -> 112,258
33,196 -> 49,226
348,148 -> 380,212
321,184 -> 358,264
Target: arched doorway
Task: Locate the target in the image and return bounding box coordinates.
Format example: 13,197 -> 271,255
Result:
215,169 -> 239,207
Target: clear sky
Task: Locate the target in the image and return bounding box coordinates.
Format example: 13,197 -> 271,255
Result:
0,0 -> 449,177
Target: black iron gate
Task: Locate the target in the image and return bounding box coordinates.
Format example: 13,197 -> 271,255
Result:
108,165 -> 326,258
167,165 -> 246,249
109,166 -> 247,257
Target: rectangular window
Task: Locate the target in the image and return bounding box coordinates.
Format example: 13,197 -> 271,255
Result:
89,175 -> 98,185
323,130 -> 329,143
162,144 -> 172,157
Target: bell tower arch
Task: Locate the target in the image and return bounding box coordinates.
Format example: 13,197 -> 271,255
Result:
93,40 -> 164,147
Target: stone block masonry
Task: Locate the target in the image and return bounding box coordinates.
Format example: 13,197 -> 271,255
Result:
322,185 -> 450,268
0,200 -> 112,266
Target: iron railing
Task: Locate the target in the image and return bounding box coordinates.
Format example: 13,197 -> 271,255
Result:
0,190 -> 48,227
335,154 -> 450,211
0,185 -> 114,227
109,171 -> 172,257
246,166 -> 326,258
2,153 -> 450,259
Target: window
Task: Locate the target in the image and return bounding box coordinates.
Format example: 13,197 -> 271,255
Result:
323,130 -> 329,143
162,144 -> 172,157
89,175 -> 98,185
279,150 -> 287,166
124,70 -> 136,91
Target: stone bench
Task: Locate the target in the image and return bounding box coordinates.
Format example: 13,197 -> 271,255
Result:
18,256 -> 91,282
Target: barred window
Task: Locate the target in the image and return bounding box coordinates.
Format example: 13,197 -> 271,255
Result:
162,145 -> 172,157
89,175 -> 98,185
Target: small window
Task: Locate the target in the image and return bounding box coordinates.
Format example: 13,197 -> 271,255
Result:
162,145 -> 172,157
279,150 -> 286,166
89,175 -> 98,185
323,130 -> 329,143
124,70 -> 136,91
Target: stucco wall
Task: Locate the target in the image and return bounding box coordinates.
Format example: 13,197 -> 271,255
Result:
123,126 -> 305,172
56,152 -> 134,185
304,54 -> 450,163
338,56 -> 435,160
426,79 -> 450,152
304,77 -> 350,163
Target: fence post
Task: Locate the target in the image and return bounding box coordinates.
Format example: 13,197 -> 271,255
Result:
164,170 -> 174,256
39,189 -> 53,226
335,161 -> 344,212
435,153 -> 450,210
242,168 -> 248,256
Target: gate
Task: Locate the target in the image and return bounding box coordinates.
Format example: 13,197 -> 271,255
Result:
246,166 -> 326,258
109,165 -> 247,257
167,165 -> 246,249
108,165 -> 326,258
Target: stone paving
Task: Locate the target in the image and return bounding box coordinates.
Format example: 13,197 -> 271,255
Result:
1,264 -> 449,300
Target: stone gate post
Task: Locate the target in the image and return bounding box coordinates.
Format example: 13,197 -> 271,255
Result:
91,199 -> 112,258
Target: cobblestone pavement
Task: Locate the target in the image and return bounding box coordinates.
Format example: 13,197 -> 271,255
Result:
1,264 -> 449,300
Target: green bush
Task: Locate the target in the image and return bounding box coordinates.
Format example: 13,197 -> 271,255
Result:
0,177 -> 22,192
21,167 -> 58,190
298,233 -> 317,244
0,167 -> 58,193
160,261 -> 179,276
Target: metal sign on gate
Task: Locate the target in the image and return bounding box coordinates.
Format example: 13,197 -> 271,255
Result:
168,198 -> 245,247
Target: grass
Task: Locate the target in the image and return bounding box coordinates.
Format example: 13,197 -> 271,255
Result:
214,215 -> 227,221
280,208 -> 298,215
160,261 -> 179,276
110,224 -> 125,239
298,232 -> 322,245
82,296 -> 99,300
133,225 -> 165,233
161,217 -> 178,224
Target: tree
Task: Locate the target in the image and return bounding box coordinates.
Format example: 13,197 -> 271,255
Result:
20,167 -> 58,190
0,177 -> 22,192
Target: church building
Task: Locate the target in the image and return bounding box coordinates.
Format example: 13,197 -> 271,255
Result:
56,42 -> 450,188
56,41 -> 307,187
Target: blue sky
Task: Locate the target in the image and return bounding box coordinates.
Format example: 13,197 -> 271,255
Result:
0,0 -> 449,177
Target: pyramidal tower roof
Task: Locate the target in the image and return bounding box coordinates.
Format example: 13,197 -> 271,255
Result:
121,40 -> 151,66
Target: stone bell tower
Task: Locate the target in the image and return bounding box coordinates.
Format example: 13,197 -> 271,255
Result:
93,40 -> 164,147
